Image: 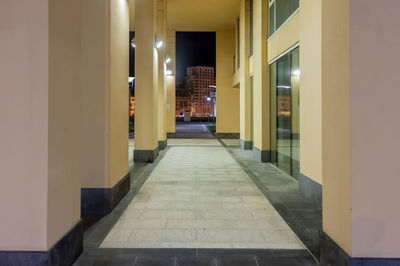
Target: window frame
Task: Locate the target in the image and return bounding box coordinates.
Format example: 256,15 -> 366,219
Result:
268,0 -> 299,39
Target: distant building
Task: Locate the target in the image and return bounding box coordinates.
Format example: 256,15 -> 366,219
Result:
129,81 -> 135,118
184,66 -> 216,117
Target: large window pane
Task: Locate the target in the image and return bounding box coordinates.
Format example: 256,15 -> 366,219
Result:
269,47 -> 300,179
289,0 -> 299,14
276,53 -> 291,176
268,2 -> 275,37
276,0 -> 290,28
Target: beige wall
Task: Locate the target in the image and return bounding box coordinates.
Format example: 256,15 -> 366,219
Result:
239,0 -> 252,142
0,0 -> 81,250
252,0 -> 269,151
321,0 -> 352,255
81,0 -> 109,188
157,0 -> 167,142
81,0 -> 129,188
299,0 -> 322,184
268,11 -> 299,62
350,0 -> 400,257
110,0 -> 129,185
47,0 -> 82,248
0,0 -> 49,251
135,0 -> 159,151
166,30 -> 176,134
216,30 -> 240,134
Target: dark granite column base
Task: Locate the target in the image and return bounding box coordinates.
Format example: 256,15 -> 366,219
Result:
320,231 -> 400,265
158,139 -> 167,150
253,147 -> 270,162
166,132 -> 176,138
299,173 -> 322,205
240,139 -> 253,150
134,146 -> 159,163
0,221 -> 83,266
81,172 -> 131,217
215,133 -> 240,139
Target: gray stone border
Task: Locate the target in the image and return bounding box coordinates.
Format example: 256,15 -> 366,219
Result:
252,147 -> 271,162
215,133 -> 240,139
81,172 -> 131,216
158,139 -> 167,150
0,221 -> 83,266
134,146 -> 160,163
240,139 -> 253,150
299,173 -> 322,206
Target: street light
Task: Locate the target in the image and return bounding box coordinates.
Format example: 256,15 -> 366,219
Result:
206,97 -> 211,123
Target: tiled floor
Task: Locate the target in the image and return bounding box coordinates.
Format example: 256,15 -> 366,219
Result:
101,139 -> 305,250
76,136 -> 319,265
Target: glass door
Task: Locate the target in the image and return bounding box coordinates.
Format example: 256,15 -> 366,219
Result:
270,47 -> 300,178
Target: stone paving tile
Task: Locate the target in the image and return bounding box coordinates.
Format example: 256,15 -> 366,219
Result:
101,140 -> 305,250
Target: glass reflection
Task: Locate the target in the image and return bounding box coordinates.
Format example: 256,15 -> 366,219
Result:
270,47 -> 300,178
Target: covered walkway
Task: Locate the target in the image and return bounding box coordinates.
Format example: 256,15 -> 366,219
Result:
76,139 -> 318,265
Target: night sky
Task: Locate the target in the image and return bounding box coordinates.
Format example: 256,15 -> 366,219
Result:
176,32 -> 216,85
129,31 -> 216,85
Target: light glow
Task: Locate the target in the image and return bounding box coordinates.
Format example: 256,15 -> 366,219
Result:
165,57 -> 171,64
129,77 -> 135,82
155,40 -> 163,49
166,70 -> 173,75
292,69 -> 301,76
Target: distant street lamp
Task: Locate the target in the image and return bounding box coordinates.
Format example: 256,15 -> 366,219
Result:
206,97 -> 211,123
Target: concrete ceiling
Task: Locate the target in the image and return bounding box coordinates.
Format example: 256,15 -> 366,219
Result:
167,0 -> 240,31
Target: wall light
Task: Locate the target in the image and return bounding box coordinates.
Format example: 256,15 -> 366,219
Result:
165,57 -> 171,64
166,70 -> 173,75
131,43 -> 136,48
129,77 -> 135,82
292,69 -> 301,76
155,39 -> 163,49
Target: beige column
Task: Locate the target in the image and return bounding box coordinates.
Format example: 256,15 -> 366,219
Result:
321,0 -> 400,262
134,0 -> 159,162
81,0 -> 130,215
252,0 -> 270,162
157,0 -> 167,149
239,0 -> 253,150
216,30 -> 240,138
166,30 -> 177,136
0,0 -> 82,262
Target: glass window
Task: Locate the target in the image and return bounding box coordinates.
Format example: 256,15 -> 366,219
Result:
268,2 -> 275,37
268,0 -> 299,37
269,47 -> 300,179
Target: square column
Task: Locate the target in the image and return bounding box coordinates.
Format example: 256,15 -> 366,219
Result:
216,30 -> 240,139
0,0 -> 82,264
81,0 -> 130,216
134,0 -> 160,162
321,0 -> 400,264
166,30 -> 177,137
157,0 -> 168,150
251,0 -> 270,162
239,0 -> 253,150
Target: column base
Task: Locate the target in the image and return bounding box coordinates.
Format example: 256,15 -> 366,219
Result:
0,221 -> 83,266
81,172 -> 131,216
253,147 -> 270,162
320,231 -> 400,265
166,132 -> 176,138
299,173 -> 322,205
134,146 -> 159,163
215,133 -> 240,139
240,140 -> 253,150
158,139 -> 167,150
